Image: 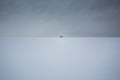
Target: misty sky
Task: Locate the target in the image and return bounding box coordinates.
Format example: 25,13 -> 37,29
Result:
0,0 -> 120,37
0,38 -> 120,80
0,1 -> 120,80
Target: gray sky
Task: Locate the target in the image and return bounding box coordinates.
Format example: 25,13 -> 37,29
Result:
0,0 -> 120,37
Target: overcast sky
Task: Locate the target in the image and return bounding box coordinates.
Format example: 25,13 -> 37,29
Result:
0,0 -> 120,36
